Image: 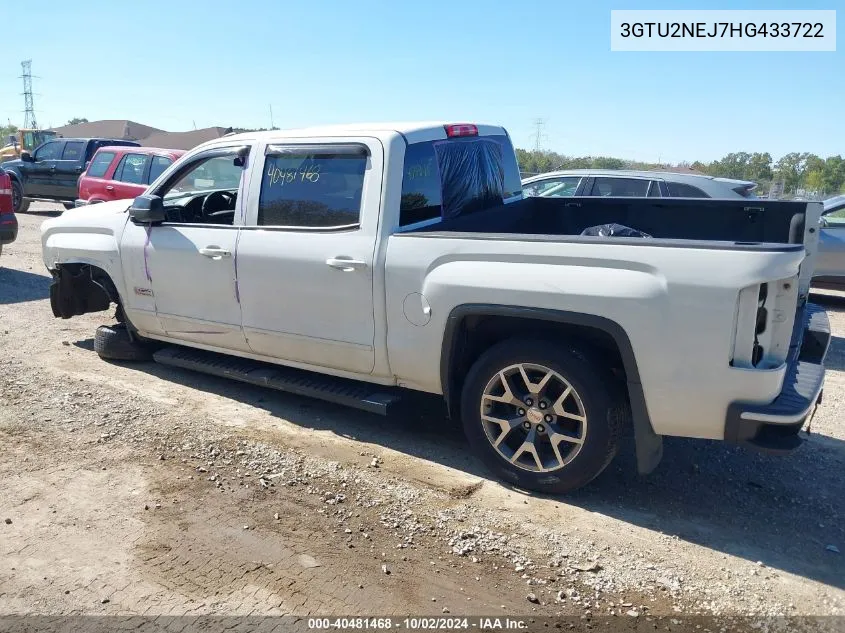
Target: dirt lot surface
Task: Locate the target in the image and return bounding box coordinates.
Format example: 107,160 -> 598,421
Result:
1,204 -> 844,630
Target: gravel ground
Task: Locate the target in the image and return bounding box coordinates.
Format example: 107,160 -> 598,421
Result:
1,203 -> 844,629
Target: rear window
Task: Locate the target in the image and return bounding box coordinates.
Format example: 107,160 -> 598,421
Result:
86,152 -> 115,178
399,134 -> 522,227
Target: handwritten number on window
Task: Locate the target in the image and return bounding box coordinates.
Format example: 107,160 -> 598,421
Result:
267,160 -> 321,187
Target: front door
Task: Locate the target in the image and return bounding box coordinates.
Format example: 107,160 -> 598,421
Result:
236,139 -> 381,374
21,140 -> 65,198
119,146 -> 251,351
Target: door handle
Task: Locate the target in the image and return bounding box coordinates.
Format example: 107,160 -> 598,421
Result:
326,257 -> 367,272
199,246 -> 232,259
105,185 -> 114,191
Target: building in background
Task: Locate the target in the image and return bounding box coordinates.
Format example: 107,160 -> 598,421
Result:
48,120 -> 232,151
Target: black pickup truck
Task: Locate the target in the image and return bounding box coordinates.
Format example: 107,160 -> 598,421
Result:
3,137 -> 139,212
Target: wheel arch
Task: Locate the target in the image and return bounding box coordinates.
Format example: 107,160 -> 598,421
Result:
440,304 -> 663,474
49,262 -> 124,320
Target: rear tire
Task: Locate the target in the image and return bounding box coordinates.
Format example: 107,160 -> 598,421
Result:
62,202 -> 75,210
460,338 -> 625,494
94,324 -> 152,362
11,179 -> 29,214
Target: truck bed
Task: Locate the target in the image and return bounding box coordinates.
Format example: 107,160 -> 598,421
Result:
406,196 -> 812,249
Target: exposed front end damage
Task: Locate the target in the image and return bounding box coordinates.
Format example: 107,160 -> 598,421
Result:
49,264 -> 116,319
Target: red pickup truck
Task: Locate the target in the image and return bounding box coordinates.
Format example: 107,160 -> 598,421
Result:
76,146 -> 185,206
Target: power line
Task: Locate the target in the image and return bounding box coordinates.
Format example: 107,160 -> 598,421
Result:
20,60 -> 37,129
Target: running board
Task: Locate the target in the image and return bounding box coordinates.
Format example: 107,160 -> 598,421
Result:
152,346 -> 400,415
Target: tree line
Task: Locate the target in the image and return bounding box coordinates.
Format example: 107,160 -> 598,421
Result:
517,148 -> 845,197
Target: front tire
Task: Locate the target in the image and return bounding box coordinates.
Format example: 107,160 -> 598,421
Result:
460,339 -> 625,494
94,324 -> 152,362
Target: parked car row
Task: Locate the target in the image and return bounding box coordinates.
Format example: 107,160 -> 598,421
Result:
3,137 -> 140,212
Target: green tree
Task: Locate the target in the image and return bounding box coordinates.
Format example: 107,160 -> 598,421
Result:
0,123 -> 18,143
747,152 -> 773,182
591,156 -> 625,170
66,117 -> 89,125
774,152 -> 804,192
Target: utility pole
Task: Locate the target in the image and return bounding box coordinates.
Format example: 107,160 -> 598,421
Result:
532,118 -> 546,152
269,104 -> 275,130
20,60 -> 37,129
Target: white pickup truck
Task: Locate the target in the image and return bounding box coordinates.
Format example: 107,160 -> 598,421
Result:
41,122 -> 830,493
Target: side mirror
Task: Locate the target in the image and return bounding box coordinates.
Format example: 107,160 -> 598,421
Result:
129,195 -> 166,224
20,151 -> 33,162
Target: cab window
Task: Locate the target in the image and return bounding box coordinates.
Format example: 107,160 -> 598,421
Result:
258,145 -> 367,228
34,141 -> 64,161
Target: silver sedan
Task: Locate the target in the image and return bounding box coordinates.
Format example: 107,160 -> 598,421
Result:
814,195 -> 845,291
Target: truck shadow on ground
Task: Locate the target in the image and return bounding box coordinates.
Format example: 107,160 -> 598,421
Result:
0,267 -> 50,304
105,338 -> 845,594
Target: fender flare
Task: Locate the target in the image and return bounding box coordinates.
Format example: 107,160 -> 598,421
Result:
440,304 -> 663,475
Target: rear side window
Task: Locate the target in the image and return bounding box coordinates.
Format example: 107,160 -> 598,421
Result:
399,134 -> 522,226
524,176 -> 580,198
61,141 -> 85,161
115,154 -> 150,185
86,152 -> 115,178
666,182 -> 709,198
258,145 -> 367,228
148,155 -> 173,184
591,177 -> 650,197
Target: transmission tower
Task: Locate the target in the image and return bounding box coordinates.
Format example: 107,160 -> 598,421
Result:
532,118 -> 546,151
20,60 -> 37,129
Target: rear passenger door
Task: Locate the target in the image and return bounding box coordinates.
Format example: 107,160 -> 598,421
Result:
111,152 -> 151,200
236,139 -> 381,374
52,140 -> 87,200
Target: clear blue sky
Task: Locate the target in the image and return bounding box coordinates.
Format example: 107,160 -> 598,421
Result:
2,0 -> 841,163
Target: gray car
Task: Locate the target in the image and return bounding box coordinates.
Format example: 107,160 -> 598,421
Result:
521,169 -> 758,199
814,194 -> 845,290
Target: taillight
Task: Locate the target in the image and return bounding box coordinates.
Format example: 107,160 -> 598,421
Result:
444,123 -> 478,138
0,173 -> 10,196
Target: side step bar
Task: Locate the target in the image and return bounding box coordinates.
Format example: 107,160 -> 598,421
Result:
153,346 -> 401,415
